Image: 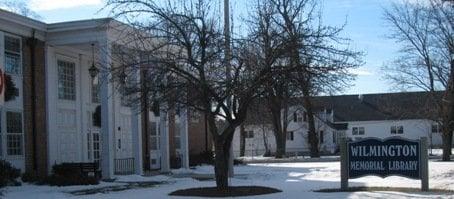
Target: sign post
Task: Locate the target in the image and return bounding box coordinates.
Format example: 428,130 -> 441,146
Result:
340,137 -> 429,191
420,137 -> 429,191
340,137 -> 348,190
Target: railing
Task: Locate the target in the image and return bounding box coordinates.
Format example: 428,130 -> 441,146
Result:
114,158 -> 135,175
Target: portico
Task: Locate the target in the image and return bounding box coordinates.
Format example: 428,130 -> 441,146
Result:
44,18 -> 190,179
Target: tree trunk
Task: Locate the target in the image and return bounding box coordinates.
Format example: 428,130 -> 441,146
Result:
269,100 -> 286,158
214,139 -> 230,190
442,130 -> 452,161
262,129 -> 271,156
303,89 -> 319,158
441,59 -> 454,161
239,124 -> 246,157
275,134 -> 286,158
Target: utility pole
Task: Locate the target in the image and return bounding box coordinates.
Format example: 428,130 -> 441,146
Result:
224,0 -> 234,178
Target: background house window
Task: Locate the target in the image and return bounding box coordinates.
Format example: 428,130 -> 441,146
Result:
352,127 -> 365,135
319,130 -> 324,143
245,130 -> 254,139
287,131 -> 294,141
4,36 -> 21,75
191,110 -> 201,123
432,124 -> 441,134
391,125 -> 404,134
293,112 -> 297,122
57,60 -> 76,100
6,111 -> 22,156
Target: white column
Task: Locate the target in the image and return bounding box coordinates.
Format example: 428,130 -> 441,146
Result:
179,108 -> 189,169
159,104 -> 170,173
100,40 -> 115,180
130,59 -> 143,175
131,105 -> 143,175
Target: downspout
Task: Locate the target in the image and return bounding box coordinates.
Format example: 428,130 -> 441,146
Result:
27,30 -> 38,171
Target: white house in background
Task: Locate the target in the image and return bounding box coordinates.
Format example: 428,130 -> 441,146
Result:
233,91 -> 448,157
0,9 -> 191,179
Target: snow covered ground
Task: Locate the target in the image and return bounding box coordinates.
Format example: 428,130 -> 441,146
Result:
2,161 -> 454,199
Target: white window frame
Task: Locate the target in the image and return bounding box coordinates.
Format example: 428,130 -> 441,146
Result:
286,131 -> 294,141
5,110 -> 23,157
174,123 -> 181,149
57,59 -> 76,101
431,123 -> 441,134
3,34 -> 22,76
245,130 -> 254,139
352,127 -> 365,135
191,109 -> 201,123
391,125 -> 404,134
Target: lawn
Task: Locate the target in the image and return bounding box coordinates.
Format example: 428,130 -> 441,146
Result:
2,160 -> 454,198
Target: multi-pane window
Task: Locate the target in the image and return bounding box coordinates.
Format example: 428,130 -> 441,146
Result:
6,111 -> 22,156
293,111 -> 305,123
93,133 -> 100,161
91,75 -> 100,103
149,122 -> 159,150
174,124 -> 181,149
245,130 -> 254,139
287,131 -> 294,141
391,125 -> 404,134
87,132 -> 92,160
58,60 -> 76,100
432,124 -> 441,134
352,127 -> 365,135
4,36 -> 21,75
191,110 -> 201,123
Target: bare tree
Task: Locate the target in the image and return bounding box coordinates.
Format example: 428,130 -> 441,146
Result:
106,0 -> 279,189
0,0 -> 41,19
383,0 -> 453,160
250,0 -> 362,158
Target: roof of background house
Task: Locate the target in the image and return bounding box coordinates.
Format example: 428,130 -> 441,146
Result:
311,91 -> 442,122
245,91 -> 443,126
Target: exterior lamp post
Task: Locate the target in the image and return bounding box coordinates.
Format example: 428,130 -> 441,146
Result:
89,43 -> 99,78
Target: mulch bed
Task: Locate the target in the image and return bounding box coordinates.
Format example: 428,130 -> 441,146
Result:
70,181 -> 166,195
169,186 -> 282,197
315,186 -> 454,193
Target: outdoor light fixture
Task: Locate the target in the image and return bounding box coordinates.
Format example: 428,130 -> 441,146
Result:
88,43 -> 99,78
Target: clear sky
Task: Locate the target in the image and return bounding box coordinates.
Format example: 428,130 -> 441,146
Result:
2,0 -> 406,95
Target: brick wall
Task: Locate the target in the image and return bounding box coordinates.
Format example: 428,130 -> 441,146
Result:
22,37 -> 48,177
188,111 -> 212,156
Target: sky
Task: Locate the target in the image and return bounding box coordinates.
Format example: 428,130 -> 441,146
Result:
1,0 -> 406,95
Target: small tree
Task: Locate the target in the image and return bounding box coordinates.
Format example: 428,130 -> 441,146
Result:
106,0 -> 277,189
246,0 -> 362,158
383,0 -> 453,160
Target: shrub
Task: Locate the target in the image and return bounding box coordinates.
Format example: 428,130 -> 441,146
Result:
21,172 -> 40,183
40,163 -> 99,186
189,151 -> 214,167
0,159 -> 21,187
